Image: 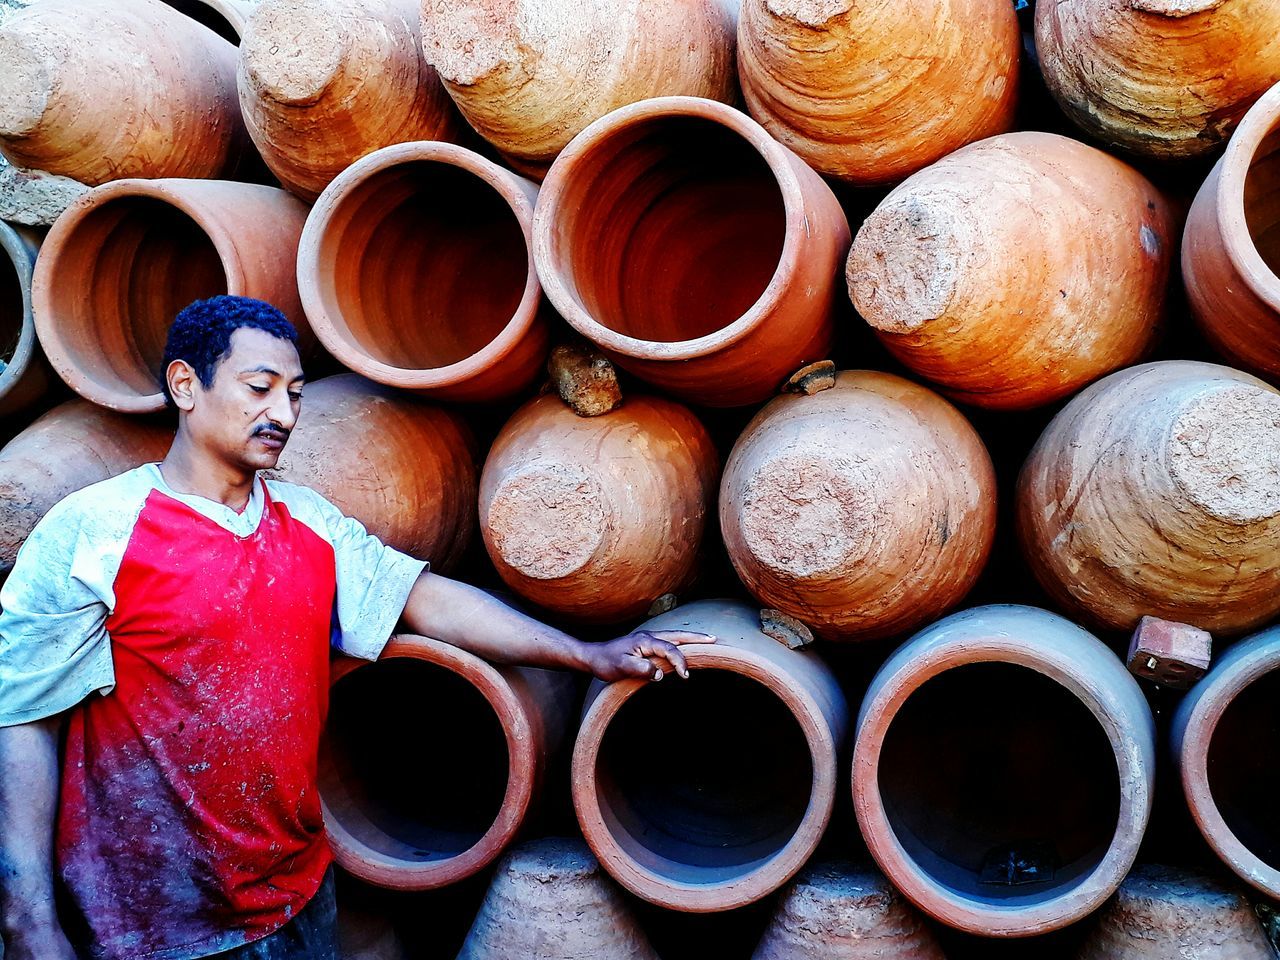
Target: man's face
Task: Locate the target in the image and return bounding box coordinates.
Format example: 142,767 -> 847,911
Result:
184,328 -> 305,474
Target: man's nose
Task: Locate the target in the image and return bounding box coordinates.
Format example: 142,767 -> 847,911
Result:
268,388 -> 299,431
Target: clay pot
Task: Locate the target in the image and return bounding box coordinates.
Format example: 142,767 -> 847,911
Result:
420,0 -> 737,179
751,861 -> 946,960
1171,624 -> 1280,900
846,132 -> 1172,410
298,141 -> 549,403
32,178 -> 311,414
1076,863 -> 1273,960
163,0 -> 257,41
266,374 -> 476,571
0,0 -> 250,185
1017,360 -> 1280,635
479,393 -> 718,623
853,604 -> 1156,936
0,400 -> 173,575
1183,83 -> 1280,378
534,96 -> 851,407
573,599 -> 848,912
737,0 -> 1018,186
0,221 -> 54,421
320,633 -> 575,890
457,838 -> 660,960
239,0 -> 462,202
1035,0 -> 1280,161
337,900 -> 408,960
720,371 -> 995,642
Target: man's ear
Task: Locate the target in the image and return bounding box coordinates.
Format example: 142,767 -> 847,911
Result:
166,360 -> 199,412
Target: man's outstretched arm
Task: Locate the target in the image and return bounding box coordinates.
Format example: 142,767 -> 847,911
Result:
399,571 -> 712,681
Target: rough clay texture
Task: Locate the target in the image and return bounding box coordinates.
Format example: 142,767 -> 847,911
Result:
483,463 -> 607,580
457,838 -> 659,960
847,132 -> 1173,411
720,370 -> 996,642
0,155 -> 88,226
1036,0 -> 1280,160
739,0 -> 1019,184
1017,361 -> 1280,635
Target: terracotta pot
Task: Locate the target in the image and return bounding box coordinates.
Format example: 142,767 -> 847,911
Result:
266,374 -> 476,571
737,0 -> 1018,185
479,393 -> 718,623
32,178 -> 312,414
298,141 -> 549,403
534,96 -> 850,407
0,400 -> 173,575
752,861 -> 946,960
1017,360 -> 1280,635
853,604 -> 1156,937
337,900 -> 408,960
1076,863 -> 1273,960
0,221 -> 54,421
846,132 -> 1172,410
163,0 -> 257,41
573,599 -> 848,912
1183,83 -> 1280,378
420,0 -> 737,179
320,633 -> 575,891
0,0 -> 250,184
1171,624 -> 1280,900
1035,0 -> 1280,161
720,371 -> 995,642
457,838 -> 660,960
239,0 -> 462,202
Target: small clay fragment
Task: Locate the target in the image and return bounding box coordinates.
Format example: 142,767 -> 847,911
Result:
761,609 -> 816,650
647,593 -> 678,616
549,341 -> 623,417
783,360 -> 837,396
1127,616 -> 1212,689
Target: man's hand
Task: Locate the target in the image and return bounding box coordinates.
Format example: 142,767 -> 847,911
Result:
585,630 -> 716,683
5,922 -> 78,960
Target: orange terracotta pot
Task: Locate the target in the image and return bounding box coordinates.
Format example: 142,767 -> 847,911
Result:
0,221 -> 54,421
479,393 -> 718,623
573,599 -> 848,912
1036,0 -> 1280,161
32,178 -> 312,414
720,371 -> 995,642
737,0 -> 1018,185
853,604 -> 1156,936
0,0 -> 250,184
420,0 -> 737,179
239,0 -> 463,202
0,400 -> 173,575
1017,360 -> 1280,635
1183,82 -> 1280,378
267,374 -> 476,571
298,141 -> 549,403
534,96 -> 851,407
847,132 -> 1172,410
320,634 -> 575,890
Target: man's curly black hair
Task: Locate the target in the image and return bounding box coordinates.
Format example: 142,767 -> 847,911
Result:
161,296 -> 299,410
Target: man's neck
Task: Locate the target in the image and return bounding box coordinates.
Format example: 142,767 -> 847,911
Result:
159,435 -> 257,512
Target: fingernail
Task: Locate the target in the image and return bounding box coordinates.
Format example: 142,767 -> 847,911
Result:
655,669 -> 664,681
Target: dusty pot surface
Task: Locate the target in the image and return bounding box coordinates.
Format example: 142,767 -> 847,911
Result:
847,132 -> 1172,410
1036,0 -> 1280,161
0,0 -> 250,184
320,634 -> 575,891
1172,624 -> 1280,900
479,392 -> 718,623
720,370 -> 995,642
239,0 -> 462,201
0,221 -> 53,421
573,599 -> 848,912
1183,81 -> 1280,378
457,837 -> 660,960
420,0 -> 737,178
1076,863 -> 1273,960
265,374 -> 476,571
1017,360 -> 1280,635
853,604 -> 1157,937
738,0 -> 1018,185
298,140 -> 548,403
534,96 -> 850,407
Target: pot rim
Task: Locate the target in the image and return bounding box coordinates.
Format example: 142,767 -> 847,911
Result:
0,221 -> 40,402
1218,82 -> 1280,314
533,95 -> 810,363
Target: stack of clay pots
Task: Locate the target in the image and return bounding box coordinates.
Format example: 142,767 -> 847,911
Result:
7,0 -> 1280,956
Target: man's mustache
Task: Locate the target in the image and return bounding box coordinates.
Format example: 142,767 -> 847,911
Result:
253,424 -> 291,441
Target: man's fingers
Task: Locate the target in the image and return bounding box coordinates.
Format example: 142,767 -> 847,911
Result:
634,637 -> 689,679
645,629 -> 715,647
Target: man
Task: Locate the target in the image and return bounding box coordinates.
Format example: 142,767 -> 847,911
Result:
0,296 -> 708,960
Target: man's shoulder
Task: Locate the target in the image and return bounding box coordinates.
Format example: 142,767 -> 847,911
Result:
261,476 -> 343,531
42,466 -> 159,538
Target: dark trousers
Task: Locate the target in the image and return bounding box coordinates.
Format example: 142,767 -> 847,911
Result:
208,868 -> 339,960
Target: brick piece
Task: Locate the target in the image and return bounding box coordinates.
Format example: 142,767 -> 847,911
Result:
1127,616 -> 1212,689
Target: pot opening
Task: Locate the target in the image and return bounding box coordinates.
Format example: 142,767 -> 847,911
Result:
320,657 -> 510,863
0,251 -> 20,366
1206,667 -> 1280,870
552,115 -> 787,344
315,160 -> 528,372
159,0 -> 241,43
1244,122 -> 1280,279
594,670 -> 812,884
878,662 -> 1120,905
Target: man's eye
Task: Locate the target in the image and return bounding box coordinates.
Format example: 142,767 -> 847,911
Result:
248,384 -> 270,394
289,392 -> 303,402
